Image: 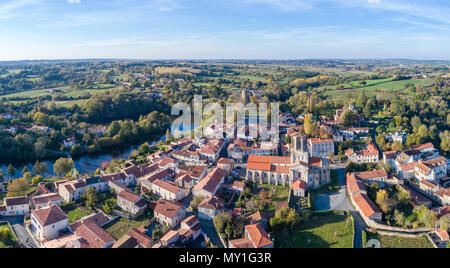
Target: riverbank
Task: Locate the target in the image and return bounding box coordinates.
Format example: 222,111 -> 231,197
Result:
0,134 -> 165,180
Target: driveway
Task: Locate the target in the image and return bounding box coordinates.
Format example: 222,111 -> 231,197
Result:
1,216 -> 38,248
313,168 -> 367,248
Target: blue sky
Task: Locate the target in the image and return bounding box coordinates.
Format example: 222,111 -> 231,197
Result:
0,0 -> 449,60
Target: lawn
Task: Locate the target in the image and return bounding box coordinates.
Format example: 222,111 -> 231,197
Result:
103,214 -> 150,240
274,213 -> 354,248
0,222 -> 18,248
66,208 -> 93,223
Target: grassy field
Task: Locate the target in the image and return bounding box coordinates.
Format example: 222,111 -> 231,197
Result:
103,215 -> 150,239
1,84 -> 122,100
66,208 -> 93,223
0,222 -> 18,248
324,78 -> 434,98
238,75 -> 266,82
275,213 -> 354,248
53,99 -> 88,108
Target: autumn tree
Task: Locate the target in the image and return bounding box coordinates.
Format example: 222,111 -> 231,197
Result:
6,178 -> 30,197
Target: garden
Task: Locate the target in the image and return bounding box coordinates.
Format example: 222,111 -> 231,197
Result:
235,183 -> 290,213
366,183 -> 437,229
103,214 -> 151,240
364,231 -> 434,248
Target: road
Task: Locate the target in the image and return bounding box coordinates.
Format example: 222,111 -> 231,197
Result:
1,216 -> 38,248
314,167 -> 367,248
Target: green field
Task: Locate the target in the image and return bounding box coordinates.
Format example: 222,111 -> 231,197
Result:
1,84 -> 122,100
324,78 -> 434,98
275,213 -> 354,248
238,75 -> 266,82
53,99 -> 88,108
103,215 -> 150,239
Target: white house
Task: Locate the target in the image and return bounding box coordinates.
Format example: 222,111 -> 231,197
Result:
31,205 -> 69,242
0,196 -> 30,216
308,138 -> 334,158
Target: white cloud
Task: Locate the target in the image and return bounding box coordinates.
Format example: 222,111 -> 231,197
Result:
0,0 -> 39,19
244,0 -> 314,11
67,0 -> 81,4
366,0 -> 381,4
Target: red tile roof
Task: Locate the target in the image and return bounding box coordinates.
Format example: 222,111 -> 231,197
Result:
152,179 -> 181,194
347,175 -> 367,195
198,196 -> 226,211
118,190 -> 141,203
72,220 -> 115,248
32,205 -> 68,227
292,180 -> 307,190
353,169 -> 388,180
127,228 -> 153,248
154,200 -> 184,219
309,138 -> 334,144
245,223 -> 272,248
353,193 -> 381,218
411,142 -> 434,151
228,238 -> 254,248
4,196 -> 28,206
193,168 -> 227,194
32,193 -> 61,205
436,228 -> 449,242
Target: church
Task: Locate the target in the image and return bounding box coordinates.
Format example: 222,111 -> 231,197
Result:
245,133 -> 331,190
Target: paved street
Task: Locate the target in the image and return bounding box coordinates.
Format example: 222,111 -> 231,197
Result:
1,216 -> 37,248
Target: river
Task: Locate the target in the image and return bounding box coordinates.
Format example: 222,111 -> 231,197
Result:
0,135 -> 166,181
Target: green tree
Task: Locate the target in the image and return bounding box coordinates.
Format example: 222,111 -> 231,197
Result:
53,158 -> 74,177
340,110 -> 357,128
138,143 -> 151,155
0,226 -> 11,241
418,125 -> 428,139
152,226 -> 164,240
6,164 -> 15,178
31,175 -> 44,185
33,161 -> 48,174
33,112 -> 50,125
107,121 -> 121,137
82,187 -> 98,208
356,91 -> 367,108
21,166 -> 29,176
